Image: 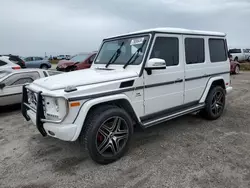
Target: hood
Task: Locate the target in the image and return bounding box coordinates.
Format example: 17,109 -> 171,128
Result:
32,68 -> 138,90
57,60 -> 75,67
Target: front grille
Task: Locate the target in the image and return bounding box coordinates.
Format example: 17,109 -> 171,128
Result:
22,86 -> 47,136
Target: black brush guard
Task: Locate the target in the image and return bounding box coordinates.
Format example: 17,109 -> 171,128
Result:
21,85 -> 47,136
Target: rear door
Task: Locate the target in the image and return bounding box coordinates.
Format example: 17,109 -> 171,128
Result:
183,36 -> 208,104
143,34 -> 184,116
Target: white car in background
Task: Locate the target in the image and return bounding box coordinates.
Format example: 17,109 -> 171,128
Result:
0,69 -> 62,106
0,56 -> 21,70
228,48 -> 250,62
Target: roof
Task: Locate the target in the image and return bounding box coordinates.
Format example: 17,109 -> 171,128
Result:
106,27 -> 226,39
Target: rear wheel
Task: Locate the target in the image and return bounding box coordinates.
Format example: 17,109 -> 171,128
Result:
200,86 -> 226,120
80,105 -> 133,164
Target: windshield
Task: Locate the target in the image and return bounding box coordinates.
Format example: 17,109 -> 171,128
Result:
229,49 -> 241,53
70,54 -> 89,63
95,35 -> 150,65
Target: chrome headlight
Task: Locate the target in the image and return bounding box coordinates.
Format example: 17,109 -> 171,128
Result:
43,96 -> 68,121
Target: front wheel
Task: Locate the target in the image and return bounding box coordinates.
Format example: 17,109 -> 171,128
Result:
200,86 -> 226,120
80,105 -> 133,164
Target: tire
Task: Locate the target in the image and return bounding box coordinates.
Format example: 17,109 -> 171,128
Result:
79,105 -> 133,164
41,64 -> 48,69
234,65 -> 240,74
200,86 -> 226,120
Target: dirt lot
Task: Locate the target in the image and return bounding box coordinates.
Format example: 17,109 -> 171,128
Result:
1,72 -> 250,188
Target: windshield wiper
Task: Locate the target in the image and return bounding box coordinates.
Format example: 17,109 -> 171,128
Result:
123,40 -> 146,69
105,42 -> 124,68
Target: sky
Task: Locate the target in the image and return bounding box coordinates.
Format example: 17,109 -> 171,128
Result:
1,0 -> 250,56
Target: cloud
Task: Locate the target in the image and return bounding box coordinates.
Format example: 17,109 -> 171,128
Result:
0,0 -> 249,56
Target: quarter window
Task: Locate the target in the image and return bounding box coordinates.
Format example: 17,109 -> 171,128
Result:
150,37 -> 179,66
209,39 -> 227,62
185,38 -> 205,64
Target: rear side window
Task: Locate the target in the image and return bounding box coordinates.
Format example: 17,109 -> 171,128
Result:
150,37 -> 179,66
209,39 -> 227,62
0,60 -> 7,66
185,38 -> 205,64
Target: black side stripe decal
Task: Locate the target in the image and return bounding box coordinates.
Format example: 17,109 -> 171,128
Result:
185,71 -> 230,81
68,71 -> 229,101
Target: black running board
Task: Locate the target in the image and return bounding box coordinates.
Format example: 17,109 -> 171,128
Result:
141,103 -> 205,128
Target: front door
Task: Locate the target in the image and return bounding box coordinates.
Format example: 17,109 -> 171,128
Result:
0,72 -> 40,106
143,34 -> 184,115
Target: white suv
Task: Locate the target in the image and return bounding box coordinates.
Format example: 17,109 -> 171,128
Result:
22,28 -> 232,164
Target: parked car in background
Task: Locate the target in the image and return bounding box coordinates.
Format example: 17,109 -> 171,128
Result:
228,48 -> 250,62
23,57 -> 51,69
56,52 -> 97,72
0,56 -> 21,70
3,54 -> 26,68
56,55 -> 71,60
229,55 -> 240,74
0,69 -> 62,106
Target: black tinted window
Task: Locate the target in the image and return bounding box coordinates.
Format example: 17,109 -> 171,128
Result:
150,37 -> 179,66
185,38 -> 205,64
0,60 -> 7,66
209,39 -> 227,62
228,49 -> 241,53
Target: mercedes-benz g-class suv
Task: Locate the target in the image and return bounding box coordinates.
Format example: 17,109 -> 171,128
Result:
22,28 -> 232,164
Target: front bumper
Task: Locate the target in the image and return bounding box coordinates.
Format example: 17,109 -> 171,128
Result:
56,67 -> 66,71
21,86 -> 78,141
27,110 -> 77,141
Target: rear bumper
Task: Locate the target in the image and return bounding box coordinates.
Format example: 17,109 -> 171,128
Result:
226,86 -> 233,94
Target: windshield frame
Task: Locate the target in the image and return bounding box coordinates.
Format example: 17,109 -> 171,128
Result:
93,33 -> 152,67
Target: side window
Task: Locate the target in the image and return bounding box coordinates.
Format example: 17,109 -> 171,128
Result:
25,57 -> 33,61
150,37 -> 179,66
3,72 -> 40,86
209,39 -> 227,62
185,38 -> 205,64
35,57 -> 43,61
12,78 -> 34,85
0,60 -> 7,66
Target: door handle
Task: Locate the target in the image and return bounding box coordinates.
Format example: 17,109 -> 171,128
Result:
175,78 -> 183,83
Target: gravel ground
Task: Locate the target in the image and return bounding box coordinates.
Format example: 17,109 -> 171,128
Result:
1,72 -> 250,188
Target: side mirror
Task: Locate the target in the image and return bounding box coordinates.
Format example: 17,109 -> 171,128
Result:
0,83 -> 6,89
145,58 -> 166,75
